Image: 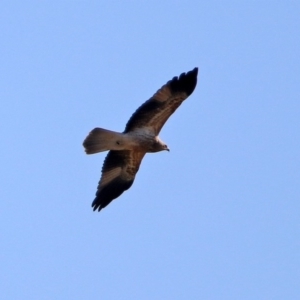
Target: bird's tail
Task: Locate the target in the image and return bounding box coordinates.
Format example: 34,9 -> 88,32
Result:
83,128 -> 125,154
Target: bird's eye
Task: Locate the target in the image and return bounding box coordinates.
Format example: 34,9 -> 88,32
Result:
116,141 -> 120,145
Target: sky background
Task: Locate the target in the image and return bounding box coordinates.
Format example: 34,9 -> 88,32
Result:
1,1 -> 300,299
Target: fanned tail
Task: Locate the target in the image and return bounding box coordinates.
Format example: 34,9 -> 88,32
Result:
83,128 -> 124,154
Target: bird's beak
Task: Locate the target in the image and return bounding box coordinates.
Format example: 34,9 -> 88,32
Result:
166,148 -> 170,152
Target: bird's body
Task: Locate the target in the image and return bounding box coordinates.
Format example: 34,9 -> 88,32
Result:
83,68 -> 198,211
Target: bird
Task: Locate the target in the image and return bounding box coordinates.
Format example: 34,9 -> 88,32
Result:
83,67 -> 198,211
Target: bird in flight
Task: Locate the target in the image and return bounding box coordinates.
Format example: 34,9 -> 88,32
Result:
83,67 -> 198,211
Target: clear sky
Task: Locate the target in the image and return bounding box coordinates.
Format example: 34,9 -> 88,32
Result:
1,1 -> 299,299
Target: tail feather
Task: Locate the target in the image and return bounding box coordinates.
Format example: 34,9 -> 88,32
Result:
83,128 -> 124,154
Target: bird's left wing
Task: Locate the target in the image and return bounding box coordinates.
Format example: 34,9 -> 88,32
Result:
124,67 -> 198,135
92,150 -> 146,211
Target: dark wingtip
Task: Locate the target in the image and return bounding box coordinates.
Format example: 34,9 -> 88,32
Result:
91,201 -> 101,212
91,177 -> 134,212
92,201 -> 98,211
169,67 -> 198,96
91,198 -> 105,212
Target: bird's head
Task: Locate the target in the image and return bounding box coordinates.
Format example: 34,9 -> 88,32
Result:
151,137 -> 169,152
162,144 -> 170,152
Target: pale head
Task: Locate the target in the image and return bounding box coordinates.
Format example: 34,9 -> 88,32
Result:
150,136 -> 170,153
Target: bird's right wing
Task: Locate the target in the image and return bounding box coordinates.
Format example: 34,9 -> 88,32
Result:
124,68 -> 198,135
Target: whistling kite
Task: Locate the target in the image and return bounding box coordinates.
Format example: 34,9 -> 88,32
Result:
83,68 -> 198,211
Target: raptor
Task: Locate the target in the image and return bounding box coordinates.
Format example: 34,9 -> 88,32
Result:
83,68 -> 198,211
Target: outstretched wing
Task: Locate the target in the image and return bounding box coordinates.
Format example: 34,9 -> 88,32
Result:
92,150 -> 146,211
124,67 -> 198,135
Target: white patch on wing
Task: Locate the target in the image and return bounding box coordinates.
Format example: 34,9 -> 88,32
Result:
99,167 -> 122,188
130,127 -> 155,136
150,93 -> 187,133
153,85 -> 172,102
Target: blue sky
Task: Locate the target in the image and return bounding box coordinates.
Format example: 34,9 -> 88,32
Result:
1,1 -> 300,299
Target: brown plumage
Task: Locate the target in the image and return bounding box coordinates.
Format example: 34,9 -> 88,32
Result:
83,68 -> 198,211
